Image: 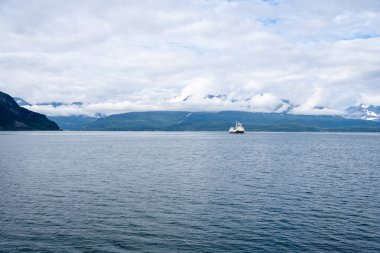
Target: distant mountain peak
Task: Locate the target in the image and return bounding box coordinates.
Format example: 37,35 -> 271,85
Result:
36,101 -> 83,107
204,94 -> 228,101
345,104 -> 380,121
13,97 -> 32,106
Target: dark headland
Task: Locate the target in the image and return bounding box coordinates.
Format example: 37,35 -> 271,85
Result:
0,91 -> 59,131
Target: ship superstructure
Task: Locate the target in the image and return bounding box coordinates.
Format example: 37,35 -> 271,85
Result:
229,121 -> 244,134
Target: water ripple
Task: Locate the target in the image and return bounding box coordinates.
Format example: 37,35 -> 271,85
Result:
0,132 -> 379,252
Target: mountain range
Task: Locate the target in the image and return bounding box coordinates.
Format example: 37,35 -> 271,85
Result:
0,92 -> 59,130
48,115 -> 98,131
82,111 -> 380,132
7,92 -> 380,131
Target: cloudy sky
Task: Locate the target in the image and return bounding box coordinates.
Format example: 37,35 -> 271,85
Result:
1,0 -> 380,116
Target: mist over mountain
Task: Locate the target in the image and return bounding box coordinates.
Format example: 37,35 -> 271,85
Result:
10,94 -> 380,131
12,93 -> 338,117
14,94 -> 379,118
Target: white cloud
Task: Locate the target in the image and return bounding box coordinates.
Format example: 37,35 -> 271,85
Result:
1,0 -> 380,116
359,93 -> 380,105
249,93 -> 282,112
23,104 -> 87,116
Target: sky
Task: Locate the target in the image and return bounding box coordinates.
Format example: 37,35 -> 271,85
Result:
1,0 -> 380,116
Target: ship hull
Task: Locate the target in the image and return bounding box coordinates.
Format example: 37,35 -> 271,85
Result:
229,130 -> 244,134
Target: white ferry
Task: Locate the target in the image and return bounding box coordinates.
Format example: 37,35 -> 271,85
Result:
229,121 -> 245,134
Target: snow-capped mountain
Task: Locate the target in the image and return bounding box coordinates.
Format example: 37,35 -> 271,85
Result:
345,104 -> 380,122
201,94 -> 296,113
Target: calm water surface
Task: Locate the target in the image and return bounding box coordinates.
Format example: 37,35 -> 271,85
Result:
0,132 -> 379,252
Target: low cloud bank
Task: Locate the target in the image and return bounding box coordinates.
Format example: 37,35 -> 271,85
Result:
23,91 -> 351,117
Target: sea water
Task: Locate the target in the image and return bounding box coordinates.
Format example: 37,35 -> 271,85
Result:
0,132 -> 379,252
